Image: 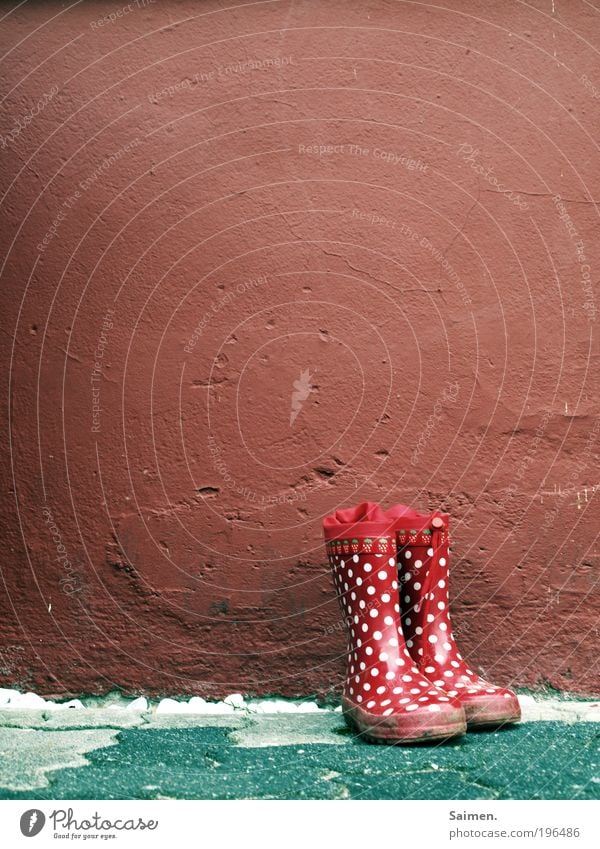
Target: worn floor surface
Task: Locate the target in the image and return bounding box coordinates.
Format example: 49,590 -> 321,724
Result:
0,702 -> 598,800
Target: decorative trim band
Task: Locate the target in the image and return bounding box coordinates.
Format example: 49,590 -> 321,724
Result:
325,536 -> 394,555
325,529 -> 450,555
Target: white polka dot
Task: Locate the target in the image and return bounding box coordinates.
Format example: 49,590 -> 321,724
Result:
353,616 -> 359,624
359,600 -> 366,609
414,582 -> 422,590
349,687 -> 354,695
405,617 -> 411,625
438,579 -> 445,588
384,616 -> 394,626
404,595 -> 410,603
443,670 -> 454,678
427,548 -> 434,556
414,560 -> 422,568
353,555 -> 359,563
381,699 -> 392,707
343,583 -> 348,591
388,557 -> 395,567
359,662 -> 366,671
405,551 -> 412,559
415,626 -> 423,635
357,639 -> 362,647
370,668 -> 379,677
428,704 -> 441,712
369,609 -> 378,618
361,624 -> 368,633
451,660 -> 460,668
357,695 -> 363,703
406,640 -> 413,648
381,593 -> 390,603
439,558 -> 446,566
379,652 -> 388,661
367,700 -> 376,709
355,675 -> 360,683
435,654 -> 444,663
373,631 -> 383,640
440,623 -> 447,631
410,687 -> 420,694
425,666 -> 435,674
367,586 -> 376,596
383,707 -> 394,716
403,572 -> 411,582
364,563 -> 372,572
376,685 -> 386,694
365,646 -> 373,656
392,580 -> 398,590
393,686 -> 403,694
438,602 -> 445,610
428,635 -> 438,643
402,674 -> 412,682
385,671 -> 395,680
377,571 -> 387,581
427,614 -> 435,623
363,682 -> 371,691
340,560 -> 345,568
389,637 -> 398,647
395,657 -> 405,666
394,603 -> 400,612
444,643 -> 452,651
399,697 -> 410,704
405,704 -> 418,712
356,577 -> 363,586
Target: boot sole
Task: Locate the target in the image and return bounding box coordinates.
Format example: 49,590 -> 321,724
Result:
464,701 -> 521,729
342,698 -> 467,745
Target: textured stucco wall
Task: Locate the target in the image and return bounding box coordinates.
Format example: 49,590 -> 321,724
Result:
0,0 -> 598,698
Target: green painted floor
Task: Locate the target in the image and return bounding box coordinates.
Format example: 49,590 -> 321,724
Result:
0,715 -> 598,800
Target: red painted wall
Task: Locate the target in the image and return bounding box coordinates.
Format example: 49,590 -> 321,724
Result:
1,0 -> 598,699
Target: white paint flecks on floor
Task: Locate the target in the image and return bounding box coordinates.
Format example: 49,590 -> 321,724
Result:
0,690 -> 84,711
518,695 -> 600,723
0,688 -> 598,721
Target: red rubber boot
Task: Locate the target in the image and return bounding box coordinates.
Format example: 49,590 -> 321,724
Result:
324,502 -> 466,744
392,505 -> 521,728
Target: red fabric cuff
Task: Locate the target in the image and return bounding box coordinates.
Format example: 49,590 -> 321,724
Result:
323,501 -> 449,541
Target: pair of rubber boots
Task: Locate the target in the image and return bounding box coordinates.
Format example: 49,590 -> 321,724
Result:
323,501 -> 521,744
